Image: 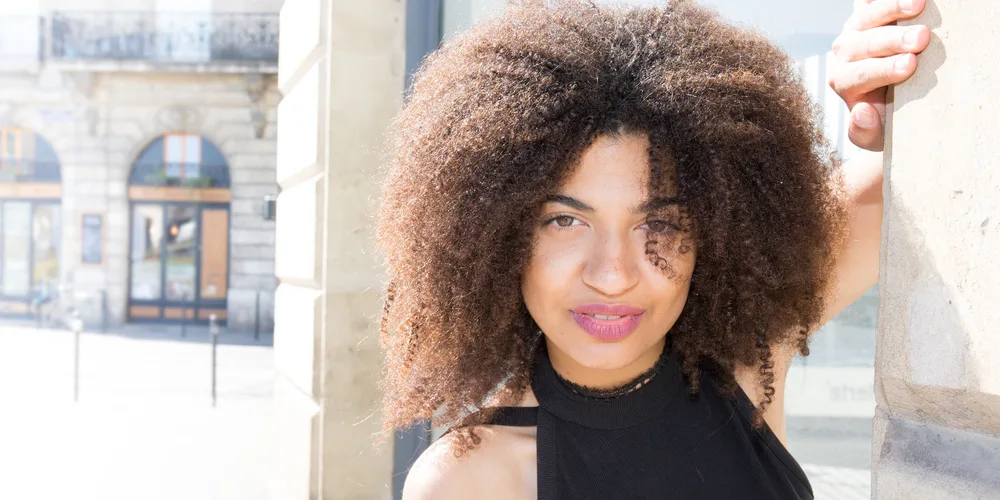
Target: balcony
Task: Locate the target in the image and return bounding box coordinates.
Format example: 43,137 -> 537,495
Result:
49,11 -> 278,73
129,162 -> 231,189
0,160 -> 62,183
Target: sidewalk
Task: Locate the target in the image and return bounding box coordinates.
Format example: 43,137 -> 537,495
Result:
0,406 -> 274,500
804,464 -> 871,500
0,323 -> 273,407
0,323 -> 276,500
0,323 -> 874,500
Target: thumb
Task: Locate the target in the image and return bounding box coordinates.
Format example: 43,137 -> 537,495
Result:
847,102 -> 884,152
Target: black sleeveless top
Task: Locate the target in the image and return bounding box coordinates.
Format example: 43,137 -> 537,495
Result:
484,346 -> 813,500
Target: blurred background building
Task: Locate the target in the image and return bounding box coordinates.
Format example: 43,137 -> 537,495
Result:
0,0 -> 281,330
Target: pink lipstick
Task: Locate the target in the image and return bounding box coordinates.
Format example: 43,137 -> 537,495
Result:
570,304 -> 645,341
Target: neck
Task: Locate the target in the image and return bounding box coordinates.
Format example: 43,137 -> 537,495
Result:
545,336 -> 667,390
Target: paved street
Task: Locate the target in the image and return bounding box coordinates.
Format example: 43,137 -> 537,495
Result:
0,407 -> 274,500
0,324 -> 275,500
0,323 -> 273,408
803,464 -> 871,500
0,323 -> 874,499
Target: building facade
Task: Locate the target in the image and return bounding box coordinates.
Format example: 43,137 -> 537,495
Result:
0,0 -> 281,330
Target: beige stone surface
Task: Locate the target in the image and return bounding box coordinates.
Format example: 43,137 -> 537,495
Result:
875,0 -> 1000,497
319,291 -> 390,499
272,0 -> 404,497
274,176 -> 322,284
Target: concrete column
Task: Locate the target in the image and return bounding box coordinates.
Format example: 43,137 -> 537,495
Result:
272,0 -> 404,498
875,1 -> 1000,497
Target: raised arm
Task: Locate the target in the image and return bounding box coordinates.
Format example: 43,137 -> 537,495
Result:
820,0 -> 931,325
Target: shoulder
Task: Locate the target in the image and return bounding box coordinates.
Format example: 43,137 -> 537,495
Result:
402,425 -> 536,500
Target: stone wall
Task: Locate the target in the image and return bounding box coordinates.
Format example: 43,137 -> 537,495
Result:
272,0 -> 405,497
874,0 -> 1000,497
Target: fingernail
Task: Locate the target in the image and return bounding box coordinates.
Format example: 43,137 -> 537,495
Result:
895,55 -> 912,74
899,0 -> 915,14
854,108 -> 878,129
903,27 -> 922,49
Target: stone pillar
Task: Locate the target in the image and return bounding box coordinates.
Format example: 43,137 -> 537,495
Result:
875,1 -> 1000,497
272,0 -> 404,498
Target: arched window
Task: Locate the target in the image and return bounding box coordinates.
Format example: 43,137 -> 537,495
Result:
0,128 -> 61,182
129,133 -> 230,188
126,133 -> 231,324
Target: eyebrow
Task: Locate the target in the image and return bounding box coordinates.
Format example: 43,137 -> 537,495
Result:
636,196 -> 680,214
544,194 -> 594,212
544,195 -> 679,214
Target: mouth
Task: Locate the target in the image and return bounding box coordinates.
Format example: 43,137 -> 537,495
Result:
570,304 -> 645,341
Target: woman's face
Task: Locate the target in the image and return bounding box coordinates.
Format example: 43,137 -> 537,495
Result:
522,133 -> 696,385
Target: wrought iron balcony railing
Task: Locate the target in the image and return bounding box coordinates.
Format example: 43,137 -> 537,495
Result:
50,11 -> 278,64
129,162 -> 231,189
0,160 -> 62,183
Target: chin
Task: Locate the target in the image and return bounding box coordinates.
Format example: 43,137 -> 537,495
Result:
558,334 -> 653,371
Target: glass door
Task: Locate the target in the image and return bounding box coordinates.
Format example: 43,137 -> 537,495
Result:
161,205 -> 198,321
31,203 -> 60,291
0,200 -> 61,315
129,204 -> 163,318
128,202 -> 228,322
1,201 -> 31,298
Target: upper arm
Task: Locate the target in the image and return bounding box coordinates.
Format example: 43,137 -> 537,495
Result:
402,431 -> 518,500
402,436 -> 472,500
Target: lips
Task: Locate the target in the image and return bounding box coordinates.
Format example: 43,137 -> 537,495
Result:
570,304 -> 645,341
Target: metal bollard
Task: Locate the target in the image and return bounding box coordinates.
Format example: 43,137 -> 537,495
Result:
210,314 -> 219,408
100,290 -> 108,333
254,290 -> 261,342
71,310 -> 83,403
181,293 -> 189,338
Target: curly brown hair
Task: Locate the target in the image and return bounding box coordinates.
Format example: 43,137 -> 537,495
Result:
377,0 -> 846,446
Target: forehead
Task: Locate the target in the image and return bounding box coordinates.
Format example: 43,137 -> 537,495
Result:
557,133 -> 677,202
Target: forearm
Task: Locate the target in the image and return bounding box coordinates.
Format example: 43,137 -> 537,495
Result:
819,149 -> 884,327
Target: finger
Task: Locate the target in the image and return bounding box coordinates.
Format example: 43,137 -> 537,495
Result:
833,25 -> 930,62
847,102 -> 885,152
848,0 -> 926,31
829,53 -> 917,103
849,88 -> 887,119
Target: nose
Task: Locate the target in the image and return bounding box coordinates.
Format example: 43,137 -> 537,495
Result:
581,229 -> 640,297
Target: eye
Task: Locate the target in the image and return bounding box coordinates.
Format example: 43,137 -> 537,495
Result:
641,219 -> 679,234
546,215 -> 581,229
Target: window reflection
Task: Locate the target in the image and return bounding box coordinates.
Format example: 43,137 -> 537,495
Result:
31,203 -> 60,291
2,202 -> 31,297
164,206 -> 197,301
130,205 -> 163,300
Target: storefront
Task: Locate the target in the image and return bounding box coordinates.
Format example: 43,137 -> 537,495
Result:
0,127 -> 62,316
126,133 -> 231,324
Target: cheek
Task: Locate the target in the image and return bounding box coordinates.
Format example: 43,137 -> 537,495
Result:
522,237 -> 585,309
643,230 -> 696,281
640,242 -> 696,307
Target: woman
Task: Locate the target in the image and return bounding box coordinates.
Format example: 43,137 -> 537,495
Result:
378,0 -> 929,498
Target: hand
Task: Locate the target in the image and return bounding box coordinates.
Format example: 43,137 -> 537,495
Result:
829,0 -> 931,152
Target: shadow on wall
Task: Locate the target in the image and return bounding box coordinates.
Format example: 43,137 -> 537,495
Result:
875,200 -> 1000,494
